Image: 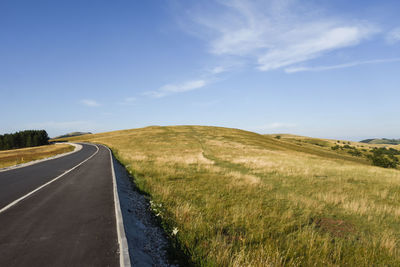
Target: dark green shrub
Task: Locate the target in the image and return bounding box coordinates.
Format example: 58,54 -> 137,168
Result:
348,149 -> 362,157
368,148 -> 399,168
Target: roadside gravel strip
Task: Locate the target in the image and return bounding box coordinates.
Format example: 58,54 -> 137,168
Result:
112,153 -> 177,267
0,143 -> 82,173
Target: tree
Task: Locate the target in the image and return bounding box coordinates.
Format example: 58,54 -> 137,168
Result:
26,135 -> 32,147
0,130 -> 49,150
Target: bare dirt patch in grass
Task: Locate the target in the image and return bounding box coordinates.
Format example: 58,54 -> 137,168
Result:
314,218 -> 356,238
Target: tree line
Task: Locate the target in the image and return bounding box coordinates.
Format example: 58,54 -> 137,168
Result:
0,130 -> 49,150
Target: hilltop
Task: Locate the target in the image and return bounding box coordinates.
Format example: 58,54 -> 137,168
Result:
361,138 -> 400,145
53,132 -> 92,139
57,125 -> 400,266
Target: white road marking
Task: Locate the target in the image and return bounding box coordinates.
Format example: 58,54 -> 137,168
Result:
104,145 -> 131,267
0,143 -> 99,215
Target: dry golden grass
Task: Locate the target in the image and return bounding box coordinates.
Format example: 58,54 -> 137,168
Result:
62,126 -> 400,266
0,144 -> 74,168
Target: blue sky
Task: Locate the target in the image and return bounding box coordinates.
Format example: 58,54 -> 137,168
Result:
1,0 -> 399,140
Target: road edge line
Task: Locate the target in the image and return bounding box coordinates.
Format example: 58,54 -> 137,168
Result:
0,143 -> 99,214
105,145 -> 131,267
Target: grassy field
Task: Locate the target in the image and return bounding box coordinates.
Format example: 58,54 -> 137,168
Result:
60,126 -> 400,266
0,143 -> 74,168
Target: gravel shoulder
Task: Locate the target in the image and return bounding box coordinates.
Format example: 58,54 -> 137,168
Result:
112,155 -> 178,267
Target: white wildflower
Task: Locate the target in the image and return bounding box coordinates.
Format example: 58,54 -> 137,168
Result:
172,227 -> 179,236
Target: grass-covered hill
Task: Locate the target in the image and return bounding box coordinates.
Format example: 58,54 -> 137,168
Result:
361,138 -> 400,145
58,126 -> 400,266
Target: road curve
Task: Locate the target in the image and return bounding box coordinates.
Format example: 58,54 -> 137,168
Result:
0,143 -> 121,266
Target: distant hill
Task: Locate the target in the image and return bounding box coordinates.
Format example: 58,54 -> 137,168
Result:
360,138 -> 400,145
53,132 -> 92,139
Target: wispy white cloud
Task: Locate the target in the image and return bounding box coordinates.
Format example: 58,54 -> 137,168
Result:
80,99 -> 100,107
145,61 -> 236,98
386,27 -> 400,44
285,57 -> 400,73
187,0 -> 379,72
145,79 -> 207,98
154,1 -> 382,99
118,97 -> 136,105
211,66 -> 227,74
258,26 -> 375,71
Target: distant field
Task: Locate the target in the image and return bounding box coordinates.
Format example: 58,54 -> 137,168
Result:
61,126 -> 400,266
0,144 -> 74,168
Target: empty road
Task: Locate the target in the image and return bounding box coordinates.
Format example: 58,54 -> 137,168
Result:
0,143 -> 125,266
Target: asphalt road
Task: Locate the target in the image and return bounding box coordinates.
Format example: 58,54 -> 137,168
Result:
0,143 -> 120,266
